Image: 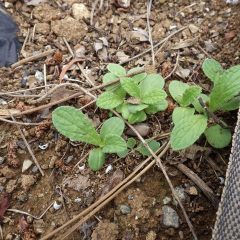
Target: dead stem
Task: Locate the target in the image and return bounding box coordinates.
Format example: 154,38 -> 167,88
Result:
7,202 -> 53,220
11,49 -> 55,68
147,0 -> 155,65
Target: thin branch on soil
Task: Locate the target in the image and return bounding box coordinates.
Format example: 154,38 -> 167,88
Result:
10,114 -> 44,176
20,28 -> 30,55
147,0 -> 155,65
164,51 -> 180,79
11,49 -> 55,68
7,202 -> 54,220
0,117 -> 41,126
120,26 -> 187,64
0,84 -> 58,95
43,64 -> 47,91
41,143 -> 169,240
175,163 -> 219,208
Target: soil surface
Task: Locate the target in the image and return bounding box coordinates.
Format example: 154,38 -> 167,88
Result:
0,0 -> 239,240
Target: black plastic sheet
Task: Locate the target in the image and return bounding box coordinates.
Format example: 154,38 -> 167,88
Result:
0,8 -> 20,67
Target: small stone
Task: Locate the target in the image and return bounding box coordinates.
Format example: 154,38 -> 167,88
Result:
31,166 -> 39,173
117,0 -> 131,8
163,196 -> 171,205
186,186 -> 198,196
6,179 -> 18,193
22,160 -> 33,173
53,201 -> 62,210
5,233 -> 14,240
0,166 -> 16,179
119,204 -> 131,214
26,216 -> 33,224
35,71 -> 44,82
21,175 -> 36,191
51,17 -> 88,41
0,156 -> 5,165
49,156 -> 57,168
146,230 -> 157,240
162,206 -> 179,228
105,165 -> 113,174
35,22 -> 50,35
65,155 -> 74,164
174,186 -> 186,204
17,193 -> 28,203
72,3 -> 90,20
33,219 -> 45,235
33,4 -> 61,22
189,24 -> 199,34
126,123 -> 150,137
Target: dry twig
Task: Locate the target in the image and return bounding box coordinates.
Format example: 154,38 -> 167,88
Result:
11,49 -> 55,68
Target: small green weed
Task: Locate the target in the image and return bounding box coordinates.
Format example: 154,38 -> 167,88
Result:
52,106 -> 127,171
96,63 -> 168,124
169,58 -> 240,150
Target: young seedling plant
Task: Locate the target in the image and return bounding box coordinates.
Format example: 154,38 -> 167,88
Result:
169,58 -> 240,150
52,106 -> 127,171
96,64 -> 168,124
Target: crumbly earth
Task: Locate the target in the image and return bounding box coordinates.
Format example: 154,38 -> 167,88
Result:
0,0 -> 239,240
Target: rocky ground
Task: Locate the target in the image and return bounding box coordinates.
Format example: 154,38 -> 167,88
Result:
0,0 -> 239,239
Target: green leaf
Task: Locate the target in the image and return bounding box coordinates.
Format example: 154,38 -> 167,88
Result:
204,125 -> 232,148
209,65 -> 240,111
192,94 -> 209,113
127,137 -> 137,149
220,96 -> 240,111
88,148 -> 105,171
181,86 -> 202,107
114,86 -> 126,99
132,73 -> 147,84
117,149 -> 129,158
128,111 -> 147,124
97,92 -> 123,109
172,107 -> 195,125
170,114 -> 208,150
136,140 -> 160,157
100,117 -> 125,139
121,78 -> 141,98
52,106 -> 102,146
128,104 -> 148,113
141,89 -> 167,104
103,72 -> 119,91
145,100 -> 168,114
202,58 -> 223,82
102,135 -> 127,153
139,74 -> 165,93
169,80 -> 189,104
107,63 -> 126,76
128,67 -> 147,84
